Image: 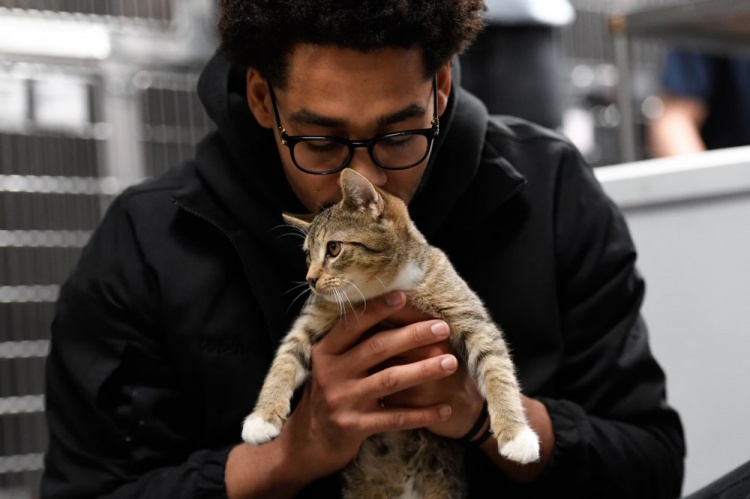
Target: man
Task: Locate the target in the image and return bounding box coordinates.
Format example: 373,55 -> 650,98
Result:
41,1 -> 685,497
649,50 -> 750,157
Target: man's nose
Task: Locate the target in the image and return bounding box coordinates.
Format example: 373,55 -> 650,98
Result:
348,148 -> 387,187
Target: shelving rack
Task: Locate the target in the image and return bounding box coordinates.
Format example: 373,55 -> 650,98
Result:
609,0 -> 750,161
0,1 -> 214,495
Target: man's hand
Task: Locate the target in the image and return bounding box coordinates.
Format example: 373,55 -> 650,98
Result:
286,290 -> 460,476
226,291 -> 459,498
372,305 -> 487,440
374,303 -> 556,483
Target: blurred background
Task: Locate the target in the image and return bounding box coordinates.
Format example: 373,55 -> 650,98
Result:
0,1 -> 748,497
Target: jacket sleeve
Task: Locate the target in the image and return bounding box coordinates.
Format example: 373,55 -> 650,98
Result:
529,145 -> 686,497
41,194 -> 232,499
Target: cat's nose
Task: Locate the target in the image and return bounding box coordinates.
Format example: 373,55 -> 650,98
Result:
308,277 -> 318,288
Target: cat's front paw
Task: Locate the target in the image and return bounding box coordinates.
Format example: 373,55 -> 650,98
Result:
241,413 -> 281,445
499,426 -> 540,464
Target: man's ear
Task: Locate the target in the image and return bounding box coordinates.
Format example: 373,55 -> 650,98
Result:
246,68 -> 274,129
282,212 -> 314,233
436,62 -> 452,117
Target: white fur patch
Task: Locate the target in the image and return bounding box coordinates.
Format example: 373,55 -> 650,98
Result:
241,414 -> 281,445
396,477 -> 419,499
499,426 -> 540,464
390,262 -> 424,291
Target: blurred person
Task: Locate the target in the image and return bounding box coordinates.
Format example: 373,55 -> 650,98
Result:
40,1 -> 685,498
459,0 -> 575,129
649,49 -> 750,157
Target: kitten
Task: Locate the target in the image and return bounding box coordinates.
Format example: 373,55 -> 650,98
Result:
242,169 -> 540,498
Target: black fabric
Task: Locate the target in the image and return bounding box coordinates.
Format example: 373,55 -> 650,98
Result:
41,51 -> 685,498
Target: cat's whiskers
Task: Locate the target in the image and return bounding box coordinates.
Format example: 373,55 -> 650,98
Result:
339,283 -> 361,319
341,279 -> 366,315
375,276 -> 388,294
286,286 -> 312,314
334,288 -> 347,318
276,232 -> 306,241
272,223 -> 307,241
282,281 -> 309,295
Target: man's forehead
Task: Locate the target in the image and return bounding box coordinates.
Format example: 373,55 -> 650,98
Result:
281,44 -> 429,93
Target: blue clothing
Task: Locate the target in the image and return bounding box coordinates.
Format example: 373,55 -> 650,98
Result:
662,51 -> 750,150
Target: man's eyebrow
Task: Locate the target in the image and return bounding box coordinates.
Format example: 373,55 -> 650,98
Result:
288,102 -> 427,130
289,110 -> 345,129
377,103 -> 427,127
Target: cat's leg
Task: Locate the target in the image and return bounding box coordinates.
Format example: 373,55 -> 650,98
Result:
459,323 -> 540,464
241,316 -> 315,445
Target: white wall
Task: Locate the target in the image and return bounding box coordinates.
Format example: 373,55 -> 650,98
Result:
596,147 -> 750,495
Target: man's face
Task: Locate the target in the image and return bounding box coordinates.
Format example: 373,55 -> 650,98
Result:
247,45 -> 451,213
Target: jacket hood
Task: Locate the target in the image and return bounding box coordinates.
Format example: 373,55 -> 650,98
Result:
192,50 -> 492,243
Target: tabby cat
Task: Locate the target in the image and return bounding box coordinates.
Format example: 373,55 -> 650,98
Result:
242,169 -> 539,498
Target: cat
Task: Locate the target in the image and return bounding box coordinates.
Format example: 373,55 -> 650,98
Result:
241,168 -> 540,498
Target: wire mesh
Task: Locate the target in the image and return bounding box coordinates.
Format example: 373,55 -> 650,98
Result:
559,0 -> 704,165
0,0 -> 172,22
0,61 -> 105,496
0,1 -> 213,493
136,70 -> 214,178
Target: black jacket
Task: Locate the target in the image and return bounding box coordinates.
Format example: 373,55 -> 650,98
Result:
41,53 -> 685,498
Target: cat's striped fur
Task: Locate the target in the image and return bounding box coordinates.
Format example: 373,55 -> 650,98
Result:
242,169 -> 539,498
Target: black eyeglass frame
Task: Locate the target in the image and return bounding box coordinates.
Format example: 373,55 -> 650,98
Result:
268,76 -> 440,175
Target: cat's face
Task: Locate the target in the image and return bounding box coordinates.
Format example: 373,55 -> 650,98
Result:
285,170 -> 423,305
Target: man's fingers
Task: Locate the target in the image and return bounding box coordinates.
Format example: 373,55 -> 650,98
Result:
356,404 -> 453,435
363,354 -> 458,400
353,319 -> 451,370
317,291 -> 406,355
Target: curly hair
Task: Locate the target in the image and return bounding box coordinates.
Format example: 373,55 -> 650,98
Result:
218,0 -> 486,88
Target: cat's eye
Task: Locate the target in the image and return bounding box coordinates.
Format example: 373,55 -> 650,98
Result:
327,241 -> 342,257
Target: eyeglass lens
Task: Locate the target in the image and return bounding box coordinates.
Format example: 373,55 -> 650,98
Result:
292,134 -> 431,172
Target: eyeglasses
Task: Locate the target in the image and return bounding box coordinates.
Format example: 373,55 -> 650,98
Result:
268,76 -> 440,175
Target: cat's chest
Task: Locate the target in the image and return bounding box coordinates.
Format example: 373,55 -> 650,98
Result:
342,430 -> 466,498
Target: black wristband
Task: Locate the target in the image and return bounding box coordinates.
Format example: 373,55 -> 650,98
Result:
456,401 -> 490,445
470,425 -> 493,446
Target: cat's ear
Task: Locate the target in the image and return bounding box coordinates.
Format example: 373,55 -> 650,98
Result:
340,169 -> 384,218
282,212 -> 314,233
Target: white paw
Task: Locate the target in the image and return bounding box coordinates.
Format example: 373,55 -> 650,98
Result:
241,414 -> 281,445
499,426 -> 540,464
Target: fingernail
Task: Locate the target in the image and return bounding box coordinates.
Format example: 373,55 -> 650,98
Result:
386,291 -> 404,307
439,405 -> 452,419
440,355 -> 457,371
431,321 -> 449,338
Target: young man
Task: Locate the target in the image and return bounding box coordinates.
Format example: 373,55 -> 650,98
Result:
41,1 -> 685,497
